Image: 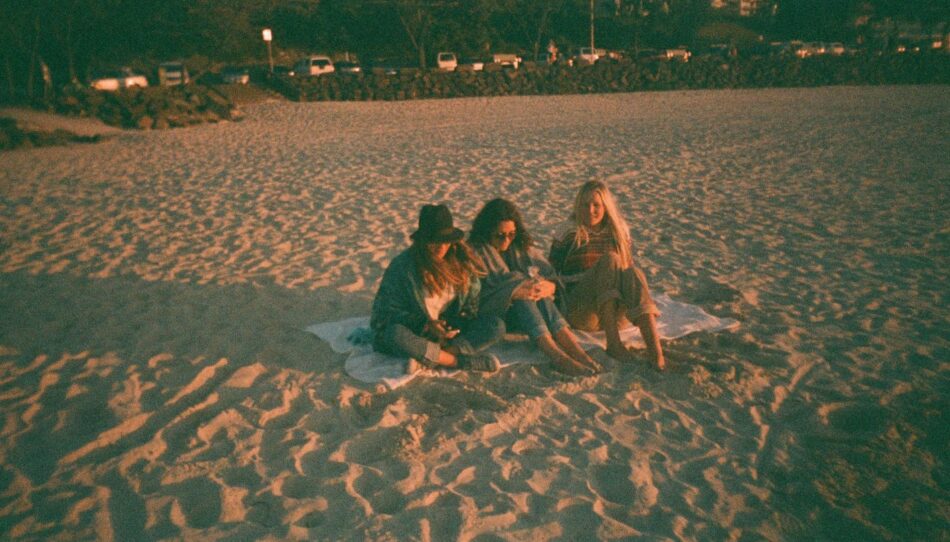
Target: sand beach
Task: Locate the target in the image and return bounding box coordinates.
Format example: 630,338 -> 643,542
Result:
0,85 -> 947,540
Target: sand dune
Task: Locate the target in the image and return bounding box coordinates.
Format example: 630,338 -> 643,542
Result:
1,86 -> 948,540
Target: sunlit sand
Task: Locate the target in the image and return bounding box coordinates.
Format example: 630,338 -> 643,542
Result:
1,85 -> 947,540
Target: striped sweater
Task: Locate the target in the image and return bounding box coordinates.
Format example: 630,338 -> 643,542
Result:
549,225 -> 626,280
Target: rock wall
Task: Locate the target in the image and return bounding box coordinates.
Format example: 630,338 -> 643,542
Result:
269,54 -> 950,102
47,84 -> 242,130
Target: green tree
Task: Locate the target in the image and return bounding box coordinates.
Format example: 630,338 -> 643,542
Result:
490,0 -> 565,58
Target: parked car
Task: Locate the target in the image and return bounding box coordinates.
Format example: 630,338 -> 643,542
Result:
221,66 -> 250,85
492,53 -> 521,70
457,57 -> 485,71
663,47 -> 691,62
90,67 -> 148,91
796,42 -> 825,58
272,65 -> 294,77
335,60 -> 361,74
573,47 -> 605,65
158,61 -> 189,86
293,55 -> 335,76
894,41 -> 924,54
436,52 -> 458,71
826,42 -> 846,55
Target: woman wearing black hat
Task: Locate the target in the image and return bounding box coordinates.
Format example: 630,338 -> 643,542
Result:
370,204 -> 504,373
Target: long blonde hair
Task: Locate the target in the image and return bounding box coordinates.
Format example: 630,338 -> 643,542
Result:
571,180 -> 634,268
411,240 -> 485,295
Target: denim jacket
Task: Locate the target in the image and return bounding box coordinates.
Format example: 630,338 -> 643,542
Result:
370,248 -> 482,346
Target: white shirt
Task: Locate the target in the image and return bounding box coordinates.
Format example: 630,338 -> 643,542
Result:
424,286 -> 456,320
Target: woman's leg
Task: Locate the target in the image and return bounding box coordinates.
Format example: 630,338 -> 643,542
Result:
378,324 -> 458,368
507,299 -> 550,340
536,333 -> 596,375
616,264 -> 665,370
635,313 -> 665,370
509,300 -> 592,374
534,297 -> 601,373
563,252 -> 631,360
447,314 -> 505,355
553,326 -> 600,370
565,253 -> 664,368
563,252 -> 626,331
601,298 -> 637,362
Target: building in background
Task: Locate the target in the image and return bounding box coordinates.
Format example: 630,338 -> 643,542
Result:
710,0 -> 775,17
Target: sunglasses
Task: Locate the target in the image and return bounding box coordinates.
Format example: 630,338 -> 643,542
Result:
494,231 -> 517,241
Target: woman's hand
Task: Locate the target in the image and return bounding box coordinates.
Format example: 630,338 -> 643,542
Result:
513,279 -> 556,301
511,281 -> 535,301
531,279 -> 557,300
423,319 -> 460,344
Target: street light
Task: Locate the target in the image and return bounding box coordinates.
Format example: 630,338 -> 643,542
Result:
590,0 -> 595,52
262,28 -> 274,73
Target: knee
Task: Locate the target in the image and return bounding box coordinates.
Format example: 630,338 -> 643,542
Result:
488,316 -> 506,337
477,315 -> 506,341
374,324 -> 405,354
511,299 -> 534,311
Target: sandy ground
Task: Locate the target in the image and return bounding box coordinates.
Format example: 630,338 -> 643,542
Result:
0,85 -> 948,541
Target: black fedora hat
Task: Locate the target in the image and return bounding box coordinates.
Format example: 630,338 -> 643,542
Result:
410,204 -> 465,243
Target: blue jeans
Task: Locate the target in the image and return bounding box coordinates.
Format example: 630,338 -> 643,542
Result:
376,314 -> 505,366
506,298 -> 568,340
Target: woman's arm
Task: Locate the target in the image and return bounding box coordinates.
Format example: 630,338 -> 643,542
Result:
473,244 -> 530,317
370,255 -> 426,333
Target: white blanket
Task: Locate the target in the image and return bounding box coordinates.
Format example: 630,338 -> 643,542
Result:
306,293 -> 738,390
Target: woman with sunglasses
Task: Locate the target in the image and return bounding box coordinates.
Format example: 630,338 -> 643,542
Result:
469,198 -> 601,376
549,181 -> 665,370
371,204 -> 504,373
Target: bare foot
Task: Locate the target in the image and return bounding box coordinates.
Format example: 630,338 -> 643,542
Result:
652,352 -> 666,372
576,354 -> 603,374
405,358 -> 423,375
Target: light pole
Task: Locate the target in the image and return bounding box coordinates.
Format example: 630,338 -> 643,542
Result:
262,28 -> 274,73
590,0 -> 595,52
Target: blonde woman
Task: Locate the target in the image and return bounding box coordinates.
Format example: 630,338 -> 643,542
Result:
549,181 -> 665,370
371,204 -> 503,373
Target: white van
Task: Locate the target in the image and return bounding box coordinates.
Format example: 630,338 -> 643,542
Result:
293,55 -> 335,76
158,61 -> 189,86
663,47 -> 691,62
492,53 -> 521,70
437,52 -> 458,71
573,47 -> 605,65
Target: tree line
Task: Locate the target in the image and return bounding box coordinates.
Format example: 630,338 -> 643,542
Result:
2,0 -> 946,101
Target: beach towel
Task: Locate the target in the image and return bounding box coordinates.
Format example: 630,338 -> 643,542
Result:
306,293 -> 739,390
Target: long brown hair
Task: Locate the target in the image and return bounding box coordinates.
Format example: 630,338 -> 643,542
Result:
410,239 -> 485,295
469,198 -> 534,252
